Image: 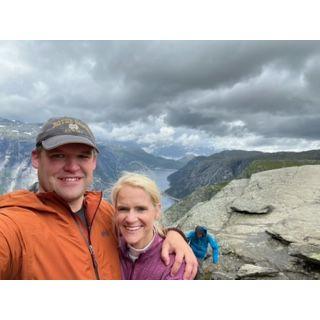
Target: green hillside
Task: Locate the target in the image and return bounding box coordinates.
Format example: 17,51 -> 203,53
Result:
240,159 -> 320,178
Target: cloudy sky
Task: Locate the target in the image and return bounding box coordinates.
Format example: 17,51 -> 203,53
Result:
1,40 -> 320,154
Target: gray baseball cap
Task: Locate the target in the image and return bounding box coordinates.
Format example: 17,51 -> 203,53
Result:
36,116 -> 99,153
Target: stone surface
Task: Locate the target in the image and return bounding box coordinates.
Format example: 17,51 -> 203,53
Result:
165,165 -> 320,279
162,183 -> 227,226
236,264 -> 279,279
288,243 -> 320,266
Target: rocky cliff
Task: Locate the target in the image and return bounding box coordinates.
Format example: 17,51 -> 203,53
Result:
162,183 -> 228,226
163,165 -> 320,280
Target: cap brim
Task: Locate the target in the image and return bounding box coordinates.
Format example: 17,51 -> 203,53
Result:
41,135 -> 99,153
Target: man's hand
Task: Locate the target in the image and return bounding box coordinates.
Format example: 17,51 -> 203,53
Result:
161,229 -> 198,280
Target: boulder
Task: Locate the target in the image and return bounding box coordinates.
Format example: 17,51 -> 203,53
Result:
236,264 -> 279,279
169,165 -> 320,279
288,243 -> 320,266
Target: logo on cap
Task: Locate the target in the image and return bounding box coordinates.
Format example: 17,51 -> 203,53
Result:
69,123 -> 80,131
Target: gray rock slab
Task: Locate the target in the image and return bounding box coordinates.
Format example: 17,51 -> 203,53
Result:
236,264 -> 279,279
175,165 -> 320,279
177,178 -> 249,232
288,243 -> 320,266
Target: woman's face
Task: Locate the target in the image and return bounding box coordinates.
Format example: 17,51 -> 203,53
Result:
115,185 -> 161,249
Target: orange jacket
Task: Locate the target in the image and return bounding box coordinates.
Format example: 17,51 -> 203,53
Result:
0,190 -> 121,280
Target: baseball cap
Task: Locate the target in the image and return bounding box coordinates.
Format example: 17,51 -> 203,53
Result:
36,116 -> 99,153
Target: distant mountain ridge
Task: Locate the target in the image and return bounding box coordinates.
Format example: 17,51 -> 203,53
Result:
0,118 -> 183,194
0,118 -> 41,141
166,149 -> 320,198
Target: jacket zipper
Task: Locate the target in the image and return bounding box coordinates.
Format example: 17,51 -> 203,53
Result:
39,192 -> 102,279
88,244 -> 100,279
129,261 -> 136,280
72,214 -> 101,280
86,194 -> 103,280
128,255 -> 142,279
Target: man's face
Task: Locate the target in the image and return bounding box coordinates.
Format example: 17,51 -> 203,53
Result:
32,143 -> 97,211
196,231 -> 203,238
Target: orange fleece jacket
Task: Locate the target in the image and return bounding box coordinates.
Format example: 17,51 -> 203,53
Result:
0,190 -> 121,280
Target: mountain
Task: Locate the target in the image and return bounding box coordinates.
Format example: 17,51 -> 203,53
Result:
0,118 -> 183,194
0,139 -> 37,194
147,144 -> 214,160
162,182 -> 228,227
166,149 -> 320,199
93,143 -> 183,191
0,117 -> 41,139
163,165 -> 320,280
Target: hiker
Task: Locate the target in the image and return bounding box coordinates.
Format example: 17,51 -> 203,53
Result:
186,226 -> 219,277
0,116 -> 198,280
112,172 -> 186,280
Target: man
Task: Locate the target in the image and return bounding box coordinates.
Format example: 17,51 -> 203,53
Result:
0,116 -> 197,280
186,226 -> 219,277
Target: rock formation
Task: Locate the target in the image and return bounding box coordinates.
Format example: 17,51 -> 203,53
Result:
164,165 -> 320,279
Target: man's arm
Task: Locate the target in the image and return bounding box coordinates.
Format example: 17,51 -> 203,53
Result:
0,215 -> 23,279
207,234 -> 219,264
161,229 -> 198,280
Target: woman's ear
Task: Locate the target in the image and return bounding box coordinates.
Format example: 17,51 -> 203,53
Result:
155,203 -> 161,220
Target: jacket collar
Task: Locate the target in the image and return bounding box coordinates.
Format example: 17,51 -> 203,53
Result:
119,233 -> 163,259
0,189 -> 103,224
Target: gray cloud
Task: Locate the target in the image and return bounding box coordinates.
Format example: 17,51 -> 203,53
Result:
0,40 -> 320,152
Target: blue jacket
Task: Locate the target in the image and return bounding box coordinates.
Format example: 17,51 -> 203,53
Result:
186,227 -> 219,264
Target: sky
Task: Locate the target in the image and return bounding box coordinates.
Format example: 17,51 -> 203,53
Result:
1,40 -> 320,154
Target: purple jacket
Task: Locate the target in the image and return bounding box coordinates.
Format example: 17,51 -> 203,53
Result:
119,233 -> 186,280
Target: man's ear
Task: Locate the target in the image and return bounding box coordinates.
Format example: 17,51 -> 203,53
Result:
92,155 -> 97,170
31,149 -> 40,169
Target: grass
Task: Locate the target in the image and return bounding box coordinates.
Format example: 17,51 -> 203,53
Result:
240,159 -> 320,179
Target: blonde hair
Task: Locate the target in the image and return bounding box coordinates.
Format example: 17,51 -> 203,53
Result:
111,172 -> 164,236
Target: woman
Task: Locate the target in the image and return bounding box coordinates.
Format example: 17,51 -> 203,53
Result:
111,172 -> 186,280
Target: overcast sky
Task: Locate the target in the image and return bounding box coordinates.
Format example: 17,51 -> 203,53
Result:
1,40 -> 320,153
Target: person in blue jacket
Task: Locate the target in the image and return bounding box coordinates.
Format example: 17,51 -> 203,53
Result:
186,226 -> 219,267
